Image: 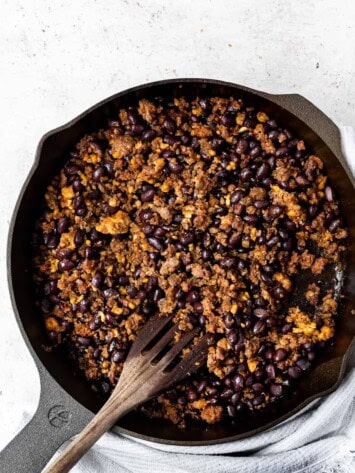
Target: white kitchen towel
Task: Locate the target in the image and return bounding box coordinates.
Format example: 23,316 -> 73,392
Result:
48,127 -> 355,473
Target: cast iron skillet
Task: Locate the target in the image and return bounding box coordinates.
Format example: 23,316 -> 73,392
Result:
1,79 -> 355,473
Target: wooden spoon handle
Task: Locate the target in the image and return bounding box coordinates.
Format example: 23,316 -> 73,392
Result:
43,393 -> 131,473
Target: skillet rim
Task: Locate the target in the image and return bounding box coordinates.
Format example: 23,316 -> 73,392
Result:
7,78 -> 355,446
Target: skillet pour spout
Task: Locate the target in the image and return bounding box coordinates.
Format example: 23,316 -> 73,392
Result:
1,79 -> 355,473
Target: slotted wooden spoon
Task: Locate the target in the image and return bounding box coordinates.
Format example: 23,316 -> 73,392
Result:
44,314 -> 208,473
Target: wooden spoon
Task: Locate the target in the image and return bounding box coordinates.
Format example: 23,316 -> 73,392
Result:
44,314 -> 208,473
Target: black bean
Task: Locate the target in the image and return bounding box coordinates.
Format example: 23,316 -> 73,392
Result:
148,237 -> 164,251
256,162 -> 271,180
44,280 -> 58,296
58,259 -> 74,271
254,199 -> 268,209
278,228 -> 289,240
45,233 -> 58,249
252,383 -> 264,393
127,110 -> 138,124
288,366 -> 302,379
92,272 -> 104,288
220,113 -> 233,127
141,188 -> 155,202
230,189 -> 244,204
307,351 -> 316,362
73,195 -> 85,210
262,263 -> 273,273
103,162 -> 114,177
220,388 -> 234,400
250,146 -> 261,158
268,130 -> 279,141
186,290 -> 199,304
275,146 -> 288,157
220,256 -> 236,270
117,277 -> 129,288
227,329 -> 238,345
187,388 -> 198,402
65,164 -> 79,176
273,286 -> 287,300
230,393 -> 241,406
236,139 -> 248,154
136,290 -> 147,301
139,209 -> 153,221
142,224 -> 155,235
328,219 -> 341,233
240,168 -> 253,182
76,299 -> 89,314
199,98 -> 211,112
295,174 -> 309,186
212,138 -> 224,151
269,205 -> 283,219
41,298 -> 52,313
225,405 -> 235,417
103,203 -> 118,215
146,276 -> 158,292
252,395 -> 264,406
76,206 -> 87,217
141,129 -> 155,141
93,166 -> 106,182
261,272 -> 274,286
243,214 -> 259,225
266,363 -> 276,379
270,383 -> 283,397
274,348 -> 288,362
163,118 -> 176,134
266,119 -> 277,129
232,374 -> 244,391
72,180 -> 84,192
253,320 -> 266,336
284,220 -> 297,232
282,239 -> 293,251
309,205 -> 318,218
296,358 -> 311,371
131,124 -> 145,136
57,217 -> 69,234
228,232 -> 241,248
168,161 -> 183,174
77,336 -> 92,347
325,185 -> 335,202
281,324 -> 292,333
266,235 -> 279,247
254,369 -> 264,381
84,247 -> 95,260
196,379 -> 207,393
179,232 -> 194,246
56,248 -> 72,260
103,288 -> 117,299
153,228 -> 165,240
100,381 -> 111,395
113,350 -> 126,363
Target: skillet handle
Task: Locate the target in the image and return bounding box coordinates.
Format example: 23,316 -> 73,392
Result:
260,93 -> 344,163
0,367 -> 93,473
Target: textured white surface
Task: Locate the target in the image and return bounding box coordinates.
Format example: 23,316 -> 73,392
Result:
0,0 -> 355,456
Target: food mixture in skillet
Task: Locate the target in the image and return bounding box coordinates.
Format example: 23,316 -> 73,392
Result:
32,96 -> 348,427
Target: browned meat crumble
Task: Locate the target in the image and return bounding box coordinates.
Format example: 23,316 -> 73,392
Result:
32,95 -> 347,428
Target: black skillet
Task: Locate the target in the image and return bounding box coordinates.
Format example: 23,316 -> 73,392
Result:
1,79 -> 355,473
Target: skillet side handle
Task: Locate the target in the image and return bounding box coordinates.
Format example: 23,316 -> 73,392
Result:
261,93 -> 345,163
0,367 -> 93,473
